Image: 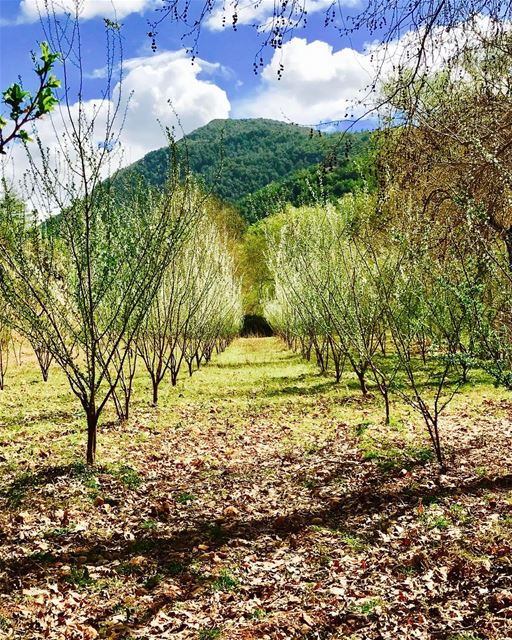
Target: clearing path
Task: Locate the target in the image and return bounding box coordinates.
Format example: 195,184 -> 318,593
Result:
0,337 -> 511,639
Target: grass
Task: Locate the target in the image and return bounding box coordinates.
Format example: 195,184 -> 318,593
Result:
0,338 -> 511,639
210,569 -> 240,592
198,629 -> 221,640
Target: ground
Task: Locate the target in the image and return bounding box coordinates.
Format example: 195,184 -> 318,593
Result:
0,337 -> 511,640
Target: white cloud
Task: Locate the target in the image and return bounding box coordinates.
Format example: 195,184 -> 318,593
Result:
2,49 -> 230,196
118,51 -> 231,163
234,15 -> 505,126
233,37 -> 374,125
14,0 -> 157,24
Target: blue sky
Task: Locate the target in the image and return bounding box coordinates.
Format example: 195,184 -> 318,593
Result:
1,0 -> 386,166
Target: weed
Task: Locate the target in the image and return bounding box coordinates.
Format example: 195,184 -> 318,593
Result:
339,533 -> 367,552
211,569 -> 239,592
301,477 -> 318,489
143,573 -> 162,590
396,564 -> 420,576
176,491 -> 196,503
5,471 -> 37,507
71,462 -> 98,490
112,602 -> 133,622
429,516 -> 450,530
141,519 -> 158,530
117,562 -> 143,577
359,434 -> 433,472
30,551 -> 57,563
355,598 -> 385,614
449,503 -> 470,523
205,522 -> 225,541
250,608 -> 266,620
47,526 -> 75,538
355,420 -> 371,437
66,566 -> 95,588
108,464 -> 142,489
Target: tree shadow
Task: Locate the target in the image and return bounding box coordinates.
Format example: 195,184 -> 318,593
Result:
2,464 -> 510,632
259,379 -> 339,398
2,462 -> 101,507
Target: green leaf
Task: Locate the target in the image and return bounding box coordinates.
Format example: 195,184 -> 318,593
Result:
46,74 -> 60,89
18,130 -> 33,143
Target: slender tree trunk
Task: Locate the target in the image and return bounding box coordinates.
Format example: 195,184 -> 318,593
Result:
356,369 -> 368,395
383,387 -> 390,425
86,410 -> 98,466
152,379 -> 159,406
334,354 -> 341,383
505,226 -> 512,273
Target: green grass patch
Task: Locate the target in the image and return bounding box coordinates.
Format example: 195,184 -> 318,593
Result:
360,437 -> 434,472
106,463 -> 143,489
354,598 -> 385,614
176,491 -> 196,504
198,629 -> 221,640
65,566 -> 96,589
211,569 -> 239,592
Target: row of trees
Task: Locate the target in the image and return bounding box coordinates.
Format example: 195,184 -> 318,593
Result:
262,19 -> 512,470
264,189 -> 510,469
0,16 -> 242,465
0,179 -> 242,464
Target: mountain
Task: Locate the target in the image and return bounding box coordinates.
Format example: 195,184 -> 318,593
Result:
116,118 -> 373,221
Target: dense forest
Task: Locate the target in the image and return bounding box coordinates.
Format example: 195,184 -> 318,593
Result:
116,119 -> 372,223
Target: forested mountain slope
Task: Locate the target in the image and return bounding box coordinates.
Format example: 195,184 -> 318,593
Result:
116,118 -> 372,221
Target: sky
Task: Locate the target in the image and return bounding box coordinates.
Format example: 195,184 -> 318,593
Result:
0,0 -> 392,169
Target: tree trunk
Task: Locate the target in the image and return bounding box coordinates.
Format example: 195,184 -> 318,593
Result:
356,370 -> 368,395
152,379 -> 159,406
383,387 -> 390,425
86,411 -> 98,466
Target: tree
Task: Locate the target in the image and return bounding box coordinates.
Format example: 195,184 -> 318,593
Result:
378,236 -> 471,469
378,24 -> 512,393
0,14 -> 198,465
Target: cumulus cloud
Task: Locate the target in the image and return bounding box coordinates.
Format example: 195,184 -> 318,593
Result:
234,15 -> 503,126
233,37 -> 374,125
2,49 -> 230,192
11,0 -> 157,24
115,50 -> 231,163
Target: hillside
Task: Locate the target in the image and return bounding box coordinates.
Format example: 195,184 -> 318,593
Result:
238,139 -> 374,224
116,118 -> 372,219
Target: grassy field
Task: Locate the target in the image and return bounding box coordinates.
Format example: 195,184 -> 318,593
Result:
0,337 -> 511,639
